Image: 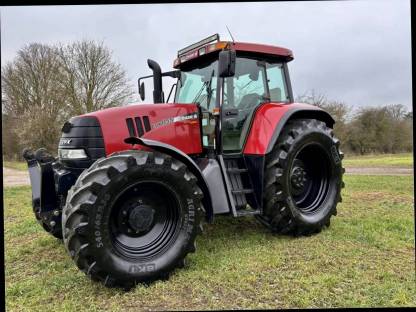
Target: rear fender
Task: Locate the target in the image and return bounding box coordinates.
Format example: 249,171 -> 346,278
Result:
125,137 -> 214,222
243,103 -> 335,155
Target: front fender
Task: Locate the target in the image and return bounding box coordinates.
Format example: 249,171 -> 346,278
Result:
125,136 -> 214,223
243,102 -> 335,155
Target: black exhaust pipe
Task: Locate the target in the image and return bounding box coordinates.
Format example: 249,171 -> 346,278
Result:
147,59 -> 164,103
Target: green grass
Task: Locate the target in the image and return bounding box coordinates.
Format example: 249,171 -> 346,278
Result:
3,160 -> 27,171
4,175 -> 415,310
3,153 -> 413,171
343,153 -> 413,168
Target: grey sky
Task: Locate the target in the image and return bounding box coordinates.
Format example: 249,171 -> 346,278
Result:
1,0 -> 412,110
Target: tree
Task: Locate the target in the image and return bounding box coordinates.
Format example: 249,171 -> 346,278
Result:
56,40 -> 133,116
2,40 -> 133,159
2,43 -> 66,155
346,104 -> 412,154
296,90 -> 352,151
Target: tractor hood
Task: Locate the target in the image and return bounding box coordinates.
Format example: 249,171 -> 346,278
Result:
81,103 -> 202,156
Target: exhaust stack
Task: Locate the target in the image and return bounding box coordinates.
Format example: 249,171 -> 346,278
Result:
147,59 -> 164,103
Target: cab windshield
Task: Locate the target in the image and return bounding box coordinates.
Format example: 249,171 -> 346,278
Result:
174,55 -> 289,110
175,58 -> 218,111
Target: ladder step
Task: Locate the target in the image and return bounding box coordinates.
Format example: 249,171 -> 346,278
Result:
227,168 -> 248,173
236,210 -> 261,217
232,188 -> 254,194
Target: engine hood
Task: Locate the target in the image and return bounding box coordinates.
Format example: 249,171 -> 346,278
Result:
81,103 -> 202,156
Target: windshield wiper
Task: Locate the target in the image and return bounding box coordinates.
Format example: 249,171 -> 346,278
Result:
191,69 -> 215,106
191,81 -> 208,104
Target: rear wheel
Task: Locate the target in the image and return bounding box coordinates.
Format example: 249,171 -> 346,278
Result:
257,119 -> 344,235
62,150 -> 203,289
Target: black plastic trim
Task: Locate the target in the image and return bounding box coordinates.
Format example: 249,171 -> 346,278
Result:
143,116 -> 151,132
135,117 -> 145,137
69,116 -> 100,127
126,118 -> 137,137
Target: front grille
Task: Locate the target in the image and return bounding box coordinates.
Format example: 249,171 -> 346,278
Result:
59,116 -> 105,168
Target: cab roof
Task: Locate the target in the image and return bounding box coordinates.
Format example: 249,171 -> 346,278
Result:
173,34 -> 294,68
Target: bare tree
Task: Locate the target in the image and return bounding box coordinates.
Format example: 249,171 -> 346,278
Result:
296,90 -> 352,150
2,40 -> 133,159
56,40 -> 133,116
2,43 -> 66,155
296,89 -> 328,107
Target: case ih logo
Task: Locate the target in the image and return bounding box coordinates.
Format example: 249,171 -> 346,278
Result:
151,112 -> 198,130
126,113 -> 198,138
60,139 -> 72,145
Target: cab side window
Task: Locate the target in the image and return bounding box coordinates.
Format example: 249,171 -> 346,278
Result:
266,64 -> 289,102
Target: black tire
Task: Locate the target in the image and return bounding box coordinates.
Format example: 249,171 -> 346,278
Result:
62,150 -> 203,289
257,118 -> 345,236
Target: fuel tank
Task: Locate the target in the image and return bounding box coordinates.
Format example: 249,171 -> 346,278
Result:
83,103 -> 202,156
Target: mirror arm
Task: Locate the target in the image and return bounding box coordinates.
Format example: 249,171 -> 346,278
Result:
137,74 -> 153,93
166,83 -> 177,103
162,70 -> 180,79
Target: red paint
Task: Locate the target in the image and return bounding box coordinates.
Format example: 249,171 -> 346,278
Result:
174,41 -> 293,68
83,103 -> 202,156
243,102 -> 319,155
231,42 -> 293,61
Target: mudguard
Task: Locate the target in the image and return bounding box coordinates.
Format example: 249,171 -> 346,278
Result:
243,102 -> 335,155
124,136 -> 214,222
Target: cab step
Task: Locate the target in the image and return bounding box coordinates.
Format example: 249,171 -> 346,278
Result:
218,155 -> 261,217
227,168 -> 248,174
231,188 -> 254,194
236,210 -> 261,217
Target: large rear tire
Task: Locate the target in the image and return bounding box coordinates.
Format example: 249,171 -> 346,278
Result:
257,118 -> 344,236
62,150 -> 203,289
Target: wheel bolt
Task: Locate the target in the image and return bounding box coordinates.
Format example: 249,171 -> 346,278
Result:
53,210 -> 60,216
50,221 -> 56,227
122,210 -> 127,216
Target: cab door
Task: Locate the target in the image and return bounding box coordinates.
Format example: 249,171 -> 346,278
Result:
221,57 -> 268,153
221,57 -> 291,154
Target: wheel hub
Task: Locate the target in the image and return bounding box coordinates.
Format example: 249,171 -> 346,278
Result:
291,165 -> 307,189
127,205 -> 155,233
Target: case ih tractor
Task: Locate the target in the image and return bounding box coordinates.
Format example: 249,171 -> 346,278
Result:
23,34 -> 344,289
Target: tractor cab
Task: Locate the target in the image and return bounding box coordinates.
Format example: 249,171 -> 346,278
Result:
139,34 -> 294,154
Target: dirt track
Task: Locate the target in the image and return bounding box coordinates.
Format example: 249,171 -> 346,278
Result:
2,166 -> 413,187
345,167 -> 413,176
3,168 -> 31,187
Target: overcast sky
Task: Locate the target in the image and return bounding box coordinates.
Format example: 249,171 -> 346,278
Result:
0,1 -> 412,110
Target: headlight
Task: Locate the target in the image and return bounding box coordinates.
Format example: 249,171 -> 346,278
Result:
58,148 -> 88,160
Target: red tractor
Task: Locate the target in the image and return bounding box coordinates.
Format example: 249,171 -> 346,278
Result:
23,34 -> 344,289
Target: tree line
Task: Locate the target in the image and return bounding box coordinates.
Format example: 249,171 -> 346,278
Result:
1,41 -> 412,160
2,40 -> 133,159
297,90 -> 413,155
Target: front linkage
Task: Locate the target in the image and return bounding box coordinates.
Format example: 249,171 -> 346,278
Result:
23,148 -> 80,239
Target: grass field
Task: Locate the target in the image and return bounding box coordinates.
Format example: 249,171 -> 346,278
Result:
3,153 -> 414,172
4,174 -> 415,310
3,161 -> 27,171
343,153 -> 413,168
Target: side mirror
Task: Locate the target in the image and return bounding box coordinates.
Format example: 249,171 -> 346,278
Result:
139,82 -> 145,101
218,50 -> 236,77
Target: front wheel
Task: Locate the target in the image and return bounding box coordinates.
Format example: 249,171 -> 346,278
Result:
257,118 -> 344,236
62,150 -> 203,289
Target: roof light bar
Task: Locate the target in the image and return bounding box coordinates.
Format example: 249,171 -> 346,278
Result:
177,34 -> 219,57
